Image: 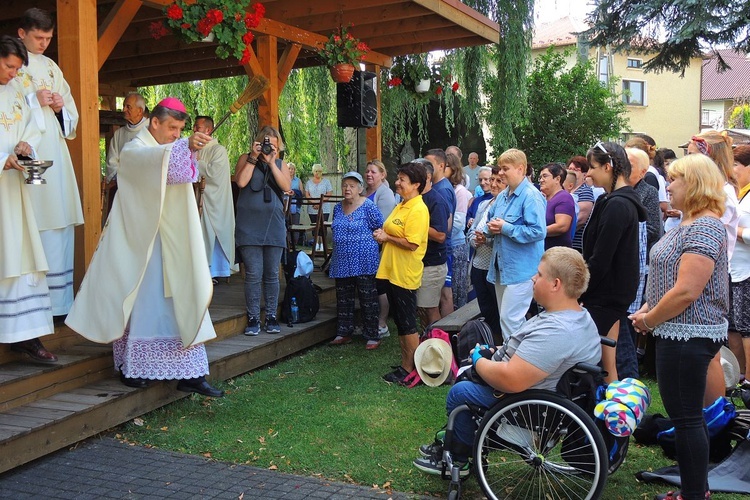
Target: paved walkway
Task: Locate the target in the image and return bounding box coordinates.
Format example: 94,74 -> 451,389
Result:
0,436 -> 426,499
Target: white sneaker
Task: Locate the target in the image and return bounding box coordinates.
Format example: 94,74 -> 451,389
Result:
315,242 -> 323,252
378,325 -> 390,338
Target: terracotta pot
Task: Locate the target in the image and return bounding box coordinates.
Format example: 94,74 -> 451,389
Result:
330,63 -> 355,83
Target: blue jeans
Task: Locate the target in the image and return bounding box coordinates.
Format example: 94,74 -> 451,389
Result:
616,315 -> 640,380
656,336 -> 721,500
471,266 -> 501,340
447,381 -> 501,453
239,245 -> 284,319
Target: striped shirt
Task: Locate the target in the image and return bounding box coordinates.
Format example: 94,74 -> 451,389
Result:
646,216 -> 729,341
571,184 -> 594,251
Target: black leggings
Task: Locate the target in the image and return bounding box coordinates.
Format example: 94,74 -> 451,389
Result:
656,336 -> 721,500
377,279 -> 417,336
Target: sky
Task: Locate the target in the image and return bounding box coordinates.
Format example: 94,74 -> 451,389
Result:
534,0 -> 595,24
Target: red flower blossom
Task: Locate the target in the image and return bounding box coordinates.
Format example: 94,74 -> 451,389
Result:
387,77 -> 402,87
435,85 -> 443,95
206,8 -> 223,24
333,35 -> 341,43
452,82 -> 460,92
245,12 -> 260,28
149,21 -> 170,40
242,31 -> 254,45
166,4 -> 183,20
240,48 -> 252,65
197,18 -> 213,37
252,3 -> 265,17
181,22 -> 190,30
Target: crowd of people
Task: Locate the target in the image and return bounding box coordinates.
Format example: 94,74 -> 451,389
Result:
1,10 -> 746,498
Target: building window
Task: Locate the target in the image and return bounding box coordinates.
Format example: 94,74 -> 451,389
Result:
598,55 -> 609,84
627,58 -> 643,69
702,110 -> 710,125
622,80 -> 646,105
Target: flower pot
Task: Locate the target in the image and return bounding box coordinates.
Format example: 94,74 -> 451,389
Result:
330,63 -> 355,83
415,79 -> 431,93
201,32 -> 215,42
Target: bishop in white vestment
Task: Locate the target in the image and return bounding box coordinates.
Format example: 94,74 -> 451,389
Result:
66,98 -> 223,397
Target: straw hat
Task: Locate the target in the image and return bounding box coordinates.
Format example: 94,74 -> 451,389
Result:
720,345 -> 741,389
414,339 -> 454,387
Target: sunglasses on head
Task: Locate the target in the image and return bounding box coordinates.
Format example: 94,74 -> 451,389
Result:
593,141 -> 613,164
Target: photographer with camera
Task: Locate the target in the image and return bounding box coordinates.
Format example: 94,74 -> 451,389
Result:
235,126 -> 291,335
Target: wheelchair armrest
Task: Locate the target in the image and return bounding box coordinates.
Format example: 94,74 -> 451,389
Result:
573,362 -> 604,376
600,336 -> 616,348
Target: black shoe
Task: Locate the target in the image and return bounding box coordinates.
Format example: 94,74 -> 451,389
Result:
177,376 -> 225,397
10,338 -> 58,364
119,371 -> 152,388
265,315 -> 281,334
383,366 -> 410,385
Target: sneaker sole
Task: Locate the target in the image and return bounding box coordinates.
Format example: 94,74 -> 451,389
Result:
266,329 -> 281,334
413,459 -> 470,478
244,330 -> 260,336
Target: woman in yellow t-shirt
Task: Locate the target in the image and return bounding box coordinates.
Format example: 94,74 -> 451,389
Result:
374,161 -> 430,385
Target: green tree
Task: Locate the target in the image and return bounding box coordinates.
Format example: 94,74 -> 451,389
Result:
514,48 -> 629,169
728,103 -> 750,129
586,0 -> 750,73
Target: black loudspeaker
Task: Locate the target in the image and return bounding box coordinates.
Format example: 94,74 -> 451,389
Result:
337,70 -> 377,128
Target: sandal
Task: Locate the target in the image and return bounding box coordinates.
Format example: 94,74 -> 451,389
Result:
329,336 -> 352,346
365,340 -> 381,350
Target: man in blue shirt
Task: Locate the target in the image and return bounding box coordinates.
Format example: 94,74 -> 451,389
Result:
416,160 -> 450,328
425,149 -> 457,316
485,148 -> 547,341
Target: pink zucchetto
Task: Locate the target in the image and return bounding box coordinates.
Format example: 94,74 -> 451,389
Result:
157,97 -> 187,113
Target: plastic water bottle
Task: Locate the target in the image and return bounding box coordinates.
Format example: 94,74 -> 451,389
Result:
290,297 -> 299,323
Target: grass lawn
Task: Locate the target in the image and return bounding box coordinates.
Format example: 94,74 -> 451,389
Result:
117,334 -> 747,499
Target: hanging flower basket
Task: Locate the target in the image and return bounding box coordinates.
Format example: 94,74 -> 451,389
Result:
330,63 -> 356,83
318,26 -> 369,81
151,0 -> 265,65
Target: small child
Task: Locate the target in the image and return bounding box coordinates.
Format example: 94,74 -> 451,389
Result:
564,170 -> 577,194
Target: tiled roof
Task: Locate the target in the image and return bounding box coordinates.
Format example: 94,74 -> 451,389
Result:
532,16 -> 590,50
702,49 -> 750,101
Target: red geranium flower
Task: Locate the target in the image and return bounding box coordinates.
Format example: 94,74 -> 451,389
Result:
242,31 -> 254,45
452,82 -> 460,92
240,48 -> 252,65
252,3 -> 265,17
388,77 -> 402,87
181,22 -> 190,30
166,4 -> 183,20
197,17 -> 213,37
435,85 -> 443,95
206,9 -> 223,25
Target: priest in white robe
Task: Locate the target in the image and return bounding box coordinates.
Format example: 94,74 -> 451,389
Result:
0,35 -> 57,363
193,115 -> 235,280
66,97 -> 222,397
105,92 -> 148,182
16,8 -> 84,317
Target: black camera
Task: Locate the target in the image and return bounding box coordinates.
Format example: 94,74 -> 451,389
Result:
260,136 -> 273,156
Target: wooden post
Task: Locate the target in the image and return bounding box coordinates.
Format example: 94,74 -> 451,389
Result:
255,35 -> 279,129
365,63 -> 382,161
57,0 -> 101,285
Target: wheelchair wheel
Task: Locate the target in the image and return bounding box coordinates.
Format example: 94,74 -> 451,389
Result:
473,390 -> 608,500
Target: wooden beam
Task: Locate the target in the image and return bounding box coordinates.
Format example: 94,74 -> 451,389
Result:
277,43 -> 301,91
412,0 -> 499,43
266,0 -> 405,20
368,26 -> 474,50
241,44 -> 269,109
98,83 -> 136,98
384,36 -> 489,56
255,35 -> 279,129
256,18 -> 392,68
289,4 -> 432,33
100,45 -> 219,74
57,0 -> 101,283
97,0 -> 143,69
364,63 -> 382,162
132,67 -> 246,87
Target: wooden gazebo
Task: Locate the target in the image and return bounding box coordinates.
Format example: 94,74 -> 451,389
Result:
0,0 -> 498,473
1,0 -> 498,278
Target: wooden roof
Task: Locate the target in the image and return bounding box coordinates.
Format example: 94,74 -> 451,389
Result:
0,0 -> 499,91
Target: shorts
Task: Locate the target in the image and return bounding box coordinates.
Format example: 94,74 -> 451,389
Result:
444,253 -> 453,287
729,278 -> 750,336
416,263 -> 448,308
586,305 -> 623,337
377,279 -> 417,336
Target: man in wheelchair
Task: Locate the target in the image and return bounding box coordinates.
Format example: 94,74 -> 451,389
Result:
414,246 -> 602,476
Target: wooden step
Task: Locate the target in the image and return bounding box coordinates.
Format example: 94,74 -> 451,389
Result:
0,306 -> 338,474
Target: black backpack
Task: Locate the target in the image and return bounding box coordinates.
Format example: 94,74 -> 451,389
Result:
280,276 -> 321,324
451,318 -> 494,385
